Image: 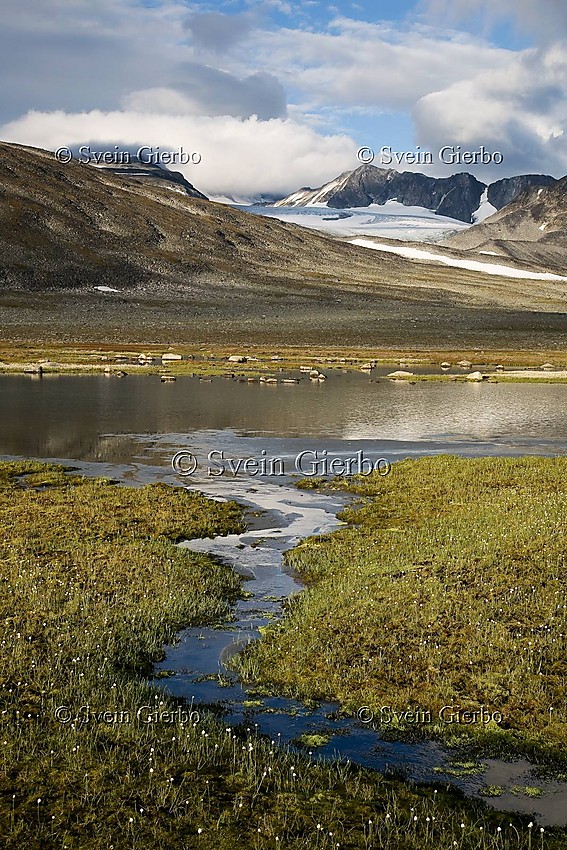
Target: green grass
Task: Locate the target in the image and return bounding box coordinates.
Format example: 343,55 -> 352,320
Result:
295,733 -> 333,749
1,461 -> 565,849
479,787 -> 504,798
234,456 -> 567,764
512,787 -> 544,799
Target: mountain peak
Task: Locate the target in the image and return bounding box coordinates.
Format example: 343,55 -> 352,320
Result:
277,165 -> 485,222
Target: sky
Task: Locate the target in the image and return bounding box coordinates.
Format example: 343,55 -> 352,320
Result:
0,0 -> 566,198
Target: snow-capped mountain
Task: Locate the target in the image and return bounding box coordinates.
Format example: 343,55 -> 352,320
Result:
276,165 -> 557,225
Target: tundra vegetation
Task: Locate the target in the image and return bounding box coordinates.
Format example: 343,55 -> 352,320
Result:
237,456 -> 567,765
1,460 -> 565,849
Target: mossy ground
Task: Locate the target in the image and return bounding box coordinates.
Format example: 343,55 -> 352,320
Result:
2,461 -> 564,848
235,456 -> 567,764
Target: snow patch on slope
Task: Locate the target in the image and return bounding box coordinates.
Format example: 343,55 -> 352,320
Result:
350,239 -> 567,281
472,189 -> 497,223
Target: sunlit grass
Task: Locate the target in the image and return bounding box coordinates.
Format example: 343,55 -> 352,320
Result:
237,456 -> 567,763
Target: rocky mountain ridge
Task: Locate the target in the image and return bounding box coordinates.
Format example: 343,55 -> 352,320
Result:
276,165 -> 558,224
487,174 -> 557,211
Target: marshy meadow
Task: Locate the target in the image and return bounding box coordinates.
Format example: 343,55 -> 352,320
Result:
1,454 -> 566,848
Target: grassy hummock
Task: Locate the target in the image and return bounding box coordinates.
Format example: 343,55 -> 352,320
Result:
1,461 -> 565,849
236,456 -> 567,764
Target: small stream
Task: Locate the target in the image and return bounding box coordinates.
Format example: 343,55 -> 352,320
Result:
150,464 -> 567,827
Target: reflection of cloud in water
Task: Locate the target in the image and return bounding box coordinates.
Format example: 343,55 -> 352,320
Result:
340,382 -> 566,443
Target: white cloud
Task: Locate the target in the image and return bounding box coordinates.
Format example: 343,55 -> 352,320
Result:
249,19 -> 512,112
247,15 -> 567,179
125,66 -> 287,121
413,42 -> 567,178
0,109 -> 357,197
0,0 -> 193,120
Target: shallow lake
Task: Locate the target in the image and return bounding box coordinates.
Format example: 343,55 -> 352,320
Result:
1,370 -> 566,459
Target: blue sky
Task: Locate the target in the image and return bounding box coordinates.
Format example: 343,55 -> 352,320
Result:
199,0 -> 533,50
1,0 -> 565,196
